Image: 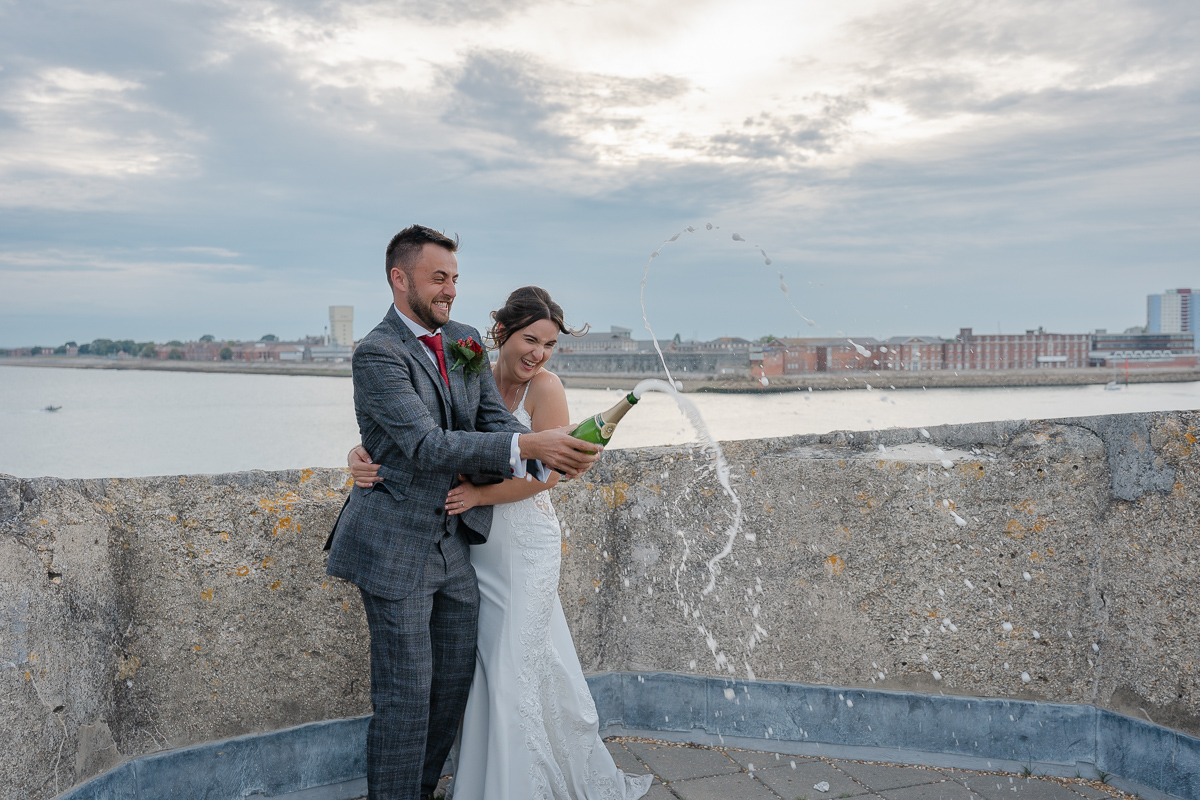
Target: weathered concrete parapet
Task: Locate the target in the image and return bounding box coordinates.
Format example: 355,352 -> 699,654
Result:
0,469 -> 369,799
554,410 -> 1200,737
1,410 -> 1197,799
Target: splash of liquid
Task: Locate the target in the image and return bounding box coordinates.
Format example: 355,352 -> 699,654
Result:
634,224 -> 818,681
639,224 -> 818,386
633,379 -> 742,595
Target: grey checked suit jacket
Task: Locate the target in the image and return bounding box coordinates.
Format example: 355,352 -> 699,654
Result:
325,307 -> 530,600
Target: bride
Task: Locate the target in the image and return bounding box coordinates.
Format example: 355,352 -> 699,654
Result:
350,286 -> 654,800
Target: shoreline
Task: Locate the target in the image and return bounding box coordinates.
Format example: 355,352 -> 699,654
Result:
4,356 -> 1199,392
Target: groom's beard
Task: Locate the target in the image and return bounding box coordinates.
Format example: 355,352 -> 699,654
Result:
407,285 -> 450,331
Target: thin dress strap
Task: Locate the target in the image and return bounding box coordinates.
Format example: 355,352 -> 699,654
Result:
517,380 -> 532,414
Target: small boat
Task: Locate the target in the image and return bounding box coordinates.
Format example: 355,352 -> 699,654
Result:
1103,381 -> 1121,391
44,405 -> 62,411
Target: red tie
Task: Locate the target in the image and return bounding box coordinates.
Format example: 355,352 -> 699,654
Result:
418,333 -> 449,385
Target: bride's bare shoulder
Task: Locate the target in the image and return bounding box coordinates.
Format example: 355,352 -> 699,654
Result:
528,369 -> 564,399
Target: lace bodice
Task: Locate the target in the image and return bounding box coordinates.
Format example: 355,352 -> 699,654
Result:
513,383 -> 554,517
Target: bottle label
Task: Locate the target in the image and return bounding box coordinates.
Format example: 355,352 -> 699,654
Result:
600,422 -> 616,440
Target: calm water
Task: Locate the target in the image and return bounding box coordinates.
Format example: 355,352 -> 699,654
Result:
2,365 -> 1197,479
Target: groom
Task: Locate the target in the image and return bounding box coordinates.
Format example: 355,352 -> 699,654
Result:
326,225 -> 602,800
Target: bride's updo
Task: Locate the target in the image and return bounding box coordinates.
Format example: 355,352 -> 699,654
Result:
489,286 -> 589,348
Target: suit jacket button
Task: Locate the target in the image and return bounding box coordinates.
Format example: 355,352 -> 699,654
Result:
434,507 -> 443,516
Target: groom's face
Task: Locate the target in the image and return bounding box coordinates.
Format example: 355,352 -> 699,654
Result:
393,244 -> 458,331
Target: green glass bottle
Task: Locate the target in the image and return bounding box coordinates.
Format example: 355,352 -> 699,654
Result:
569,392 -> 639,446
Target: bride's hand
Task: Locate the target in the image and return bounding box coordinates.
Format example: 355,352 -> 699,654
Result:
348,445 -> 382,488
445,478 -> 482,516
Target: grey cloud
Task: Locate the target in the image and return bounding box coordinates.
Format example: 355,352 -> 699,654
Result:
439,48 -> 690,159
445,49 -> 571,150
692,93 -> 870,161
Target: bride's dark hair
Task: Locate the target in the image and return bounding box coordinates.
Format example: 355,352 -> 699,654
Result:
489,286 -> 589,348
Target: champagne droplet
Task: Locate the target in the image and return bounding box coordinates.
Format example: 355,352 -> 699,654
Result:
705,222 -> 713,230
732,233 -> 746,241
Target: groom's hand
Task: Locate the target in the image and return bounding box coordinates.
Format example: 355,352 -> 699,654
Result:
348,445 -> 383,488
518,427 -> 603,479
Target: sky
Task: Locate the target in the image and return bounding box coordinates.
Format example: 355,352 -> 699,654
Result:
1,0 -> 1197,348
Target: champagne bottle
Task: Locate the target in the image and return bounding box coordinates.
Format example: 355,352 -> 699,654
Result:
569,392 -> 639,446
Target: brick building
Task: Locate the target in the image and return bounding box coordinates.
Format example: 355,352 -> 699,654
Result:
946,328 -> 1090,370
758,338 -> 885,375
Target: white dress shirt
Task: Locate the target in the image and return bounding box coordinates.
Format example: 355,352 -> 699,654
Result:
392,305 -> 542,480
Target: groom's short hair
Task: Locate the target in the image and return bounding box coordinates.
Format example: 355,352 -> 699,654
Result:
386,225 -> 459,286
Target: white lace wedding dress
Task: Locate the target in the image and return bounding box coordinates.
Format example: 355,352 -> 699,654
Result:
447,391 -> 654,800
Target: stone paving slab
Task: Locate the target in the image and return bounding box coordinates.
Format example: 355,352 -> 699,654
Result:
723,749 -> 814,771
642,784 -> 677,800
752,758 -> 871,798
966,775 -> 1098,799
835,760 -> 947,791
605,740 -> 648,776
670,771 -> 781,800
877,781 -> 981,800
623,741 -> 743,782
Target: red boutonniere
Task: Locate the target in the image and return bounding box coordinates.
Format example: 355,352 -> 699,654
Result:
449,336 -> 488,374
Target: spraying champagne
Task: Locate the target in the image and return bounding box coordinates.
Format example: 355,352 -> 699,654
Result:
552,392 -> 639,476
568,391 -> 639,446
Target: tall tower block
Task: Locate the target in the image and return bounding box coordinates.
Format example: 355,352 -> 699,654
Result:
329,306 -> 354,347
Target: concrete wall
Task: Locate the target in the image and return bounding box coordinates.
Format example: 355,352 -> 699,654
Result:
555,411 -> 1199,737
1,410 -> 1197,798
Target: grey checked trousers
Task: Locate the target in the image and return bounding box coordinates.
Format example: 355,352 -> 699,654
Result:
359,532 -> 479,800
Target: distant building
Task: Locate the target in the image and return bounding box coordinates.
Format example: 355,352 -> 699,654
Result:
228,341 -> 308,361
310,344 -> 353,362
1147,289 -> 1197,343
1089,330 -> 1197,368
329,306 -> 354,347
758,328 -> 1099,375
946,328 -> 1090,370
884,336 -> 947,371
757,338 -> 885,375
560,326 -> 638,353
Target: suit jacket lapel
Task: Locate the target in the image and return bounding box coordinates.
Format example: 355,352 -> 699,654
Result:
387,310 -> 452,423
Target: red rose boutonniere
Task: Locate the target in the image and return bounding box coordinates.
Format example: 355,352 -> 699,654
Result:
449,336 -> 488,374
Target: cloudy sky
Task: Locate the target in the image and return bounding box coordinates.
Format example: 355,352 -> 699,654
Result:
2,0 -> 1197,347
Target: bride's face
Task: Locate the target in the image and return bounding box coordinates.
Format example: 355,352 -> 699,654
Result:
497,318 -> 560,383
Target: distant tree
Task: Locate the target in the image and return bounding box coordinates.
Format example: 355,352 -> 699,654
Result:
757,334 -> 777,343
166,340 -> 184,347
90,338 -> 114,356
219,346 -> 233,361
139,343 -> 158,358
78,343 -> 90,355
115,339 -> 136,356
0,349 -> 8,357
1123,325 -> 1147,334
673,333 -> 682,344
199,334 -> 216,342
30,346 -> 43,355
65,341 -> 77,348
261,334 -> 278,342
54,345 -> 67,355
168,348 -> 184,360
